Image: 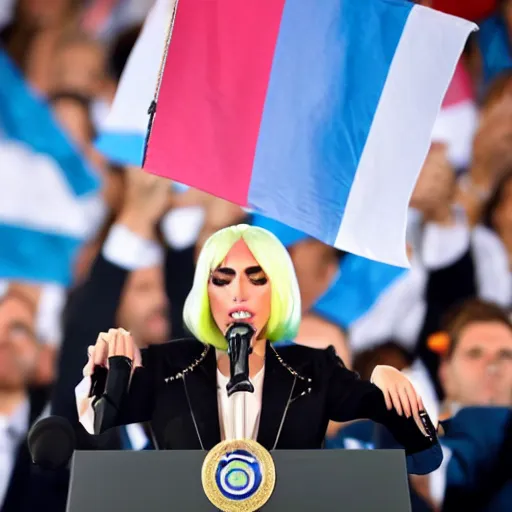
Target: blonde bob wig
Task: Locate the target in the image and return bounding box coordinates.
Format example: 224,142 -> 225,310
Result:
183,224 -> 301,350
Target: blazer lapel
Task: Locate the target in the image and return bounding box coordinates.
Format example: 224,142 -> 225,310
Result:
257,342 -> 296,450
186,345 -> 221,450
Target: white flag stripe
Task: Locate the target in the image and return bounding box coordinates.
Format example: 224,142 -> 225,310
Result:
102,0 -> 176,134
334,5 -> 477,266
0,141 -> 95,239
432,101 -> 478,169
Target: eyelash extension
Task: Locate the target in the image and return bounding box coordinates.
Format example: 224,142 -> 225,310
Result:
211,277 -> 230,286
211,275 -> 267,286
251,277 -> 268,285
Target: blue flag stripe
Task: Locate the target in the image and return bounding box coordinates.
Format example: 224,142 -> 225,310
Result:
248,0 -> 413,244
0,223 -> 80,284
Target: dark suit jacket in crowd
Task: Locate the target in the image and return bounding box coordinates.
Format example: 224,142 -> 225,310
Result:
2,387 -> 50,512
442,407 -> 512,512
416,248 -> 477,398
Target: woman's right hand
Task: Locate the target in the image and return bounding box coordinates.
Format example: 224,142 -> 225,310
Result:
83,328 -> 142,377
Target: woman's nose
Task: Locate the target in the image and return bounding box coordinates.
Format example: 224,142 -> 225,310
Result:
231,277 -> 247,303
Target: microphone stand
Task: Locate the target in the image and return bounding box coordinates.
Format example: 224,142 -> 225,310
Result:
233,391 -> 246,440
201,324 -> 276,511
225,323 -> 255,440
202,323 -> 277,512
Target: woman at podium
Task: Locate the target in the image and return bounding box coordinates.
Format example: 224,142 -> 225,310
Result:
76,224 -> 441,474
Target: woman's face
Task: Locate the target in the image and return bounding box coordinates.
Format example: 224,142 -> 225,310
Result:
207,239 -> 271,340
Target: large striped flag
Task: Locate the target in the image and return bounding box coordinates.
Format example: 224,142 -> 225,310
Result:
0,49 -> 101,286
99,0 -> 477,266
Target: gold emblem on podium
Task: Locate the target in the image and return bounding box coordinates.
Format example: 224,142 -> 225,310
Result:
201,438 -> 276,512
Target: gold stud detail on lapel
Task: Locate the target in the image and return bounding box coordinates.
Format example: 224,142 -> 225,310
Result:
164,344 -> 210,383
269,345 -> 312,387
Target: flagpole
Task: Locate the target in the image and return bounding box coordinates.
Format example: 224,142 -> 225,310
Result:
142,0 -> 180,166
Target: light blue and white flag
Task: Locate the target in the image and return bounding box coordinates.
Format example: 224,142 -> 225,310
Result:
0,49 -> 101,286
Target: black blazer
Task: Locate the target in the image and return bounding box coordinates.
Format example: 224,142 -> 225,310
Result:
93,339 -> 442,474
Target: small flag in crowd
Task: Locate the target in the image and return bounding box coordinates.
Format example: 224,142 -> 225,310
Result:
0,49 -> 100,286
431,61 -> 478,170
102,0 -> 477,266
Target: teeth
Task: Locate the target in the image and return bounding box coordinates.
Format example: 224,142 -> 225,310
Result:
231,311 -> 252,320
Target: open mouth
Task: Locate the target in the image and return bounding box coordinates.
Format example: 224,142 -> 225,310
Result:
229,310 -> 253,321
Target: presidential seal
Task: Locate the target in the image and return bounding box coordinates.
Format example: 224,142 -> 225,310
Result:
201,439 -> 276,512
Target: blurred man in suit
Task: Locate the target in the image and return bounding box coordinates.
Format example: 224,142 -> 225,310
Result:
0,288 -> 49,511
427,299 -> 512,511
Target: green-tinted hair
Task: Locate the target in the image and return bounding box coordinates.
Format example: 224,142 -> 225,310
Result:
183,224 -> 301,350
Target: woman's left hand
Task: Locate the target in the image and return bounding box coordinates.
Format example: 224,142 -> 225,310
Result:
371,365 -> 428,436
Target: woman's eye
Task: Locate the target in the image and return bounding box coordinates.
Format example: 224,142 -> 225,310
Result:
251,276 -> 268,286
211,277 -> 230,286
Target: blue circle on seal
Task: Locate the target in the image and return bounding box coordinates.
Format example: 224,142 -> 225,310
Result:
215,449 -> 262,501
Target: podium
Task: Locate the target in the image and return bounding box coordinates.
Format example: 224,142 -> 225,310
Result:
67,449 -> 412,511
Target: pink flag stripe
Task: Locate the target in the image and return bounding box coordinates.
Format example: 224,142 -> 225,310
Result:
432,60 -> 477,168
144,0 -> 286,205
442,61 -> 474,108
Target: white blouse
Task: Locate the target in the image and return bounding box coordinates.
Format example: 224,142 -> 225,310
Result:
216,366 -> 265,441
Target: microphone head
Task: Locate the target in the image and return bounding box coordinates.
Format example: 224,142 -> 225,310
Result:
27,415 -> 76,470
225,322 -> 255,341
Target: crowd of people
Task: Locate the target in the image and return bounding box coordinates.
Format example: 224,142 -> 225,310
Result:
0,0 -> 511,511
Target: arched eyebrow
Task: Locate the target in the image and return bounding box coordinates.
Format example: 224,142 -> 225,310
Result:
213,267 -> 236,276
212,266 -> 264,276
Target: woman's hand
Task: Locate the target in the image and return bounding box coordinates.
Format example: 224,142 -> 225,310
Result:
371,365 -> 428,436
82,328 -> 142,377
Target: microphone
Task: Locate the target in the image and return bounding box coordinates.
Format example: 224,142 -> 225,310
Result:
92,356 -> 132,435
27,416 -> 76,470
226,323 -> 255,397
